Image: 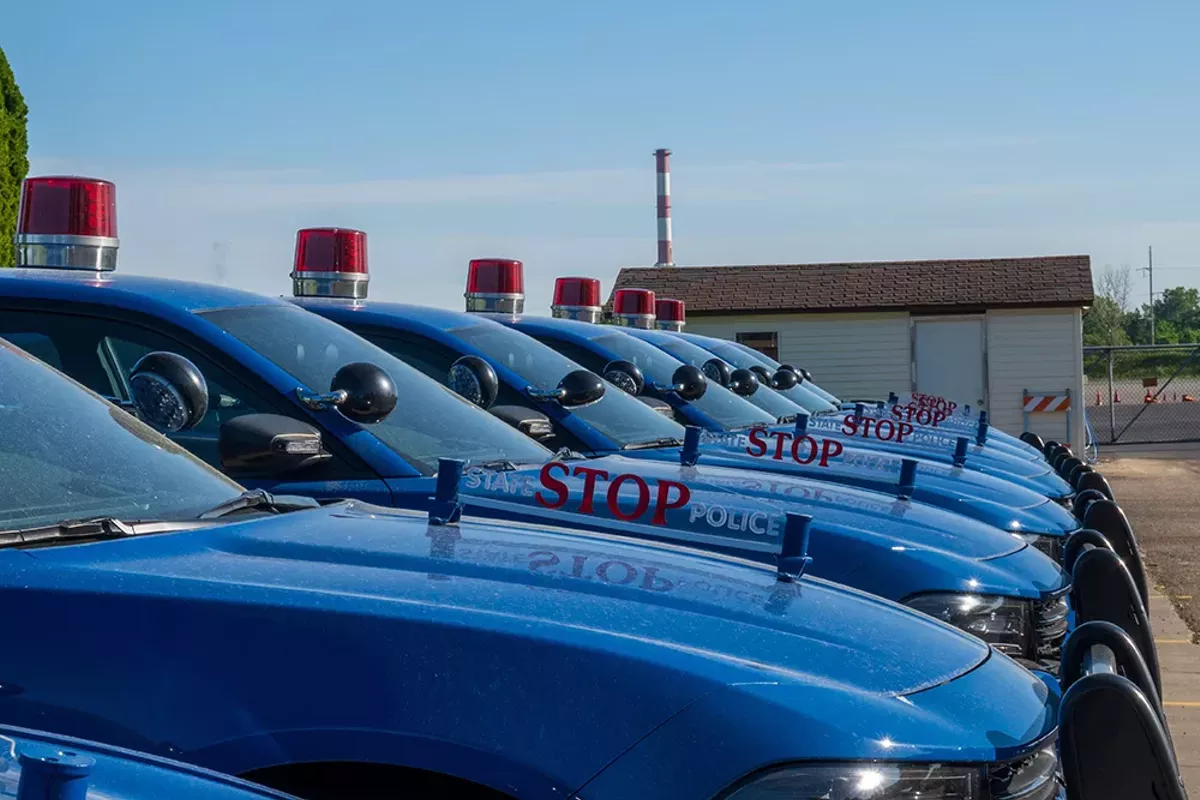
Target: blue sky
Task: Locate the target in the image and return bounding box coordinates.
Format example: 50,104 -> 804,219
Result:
6,1 -> 1200,310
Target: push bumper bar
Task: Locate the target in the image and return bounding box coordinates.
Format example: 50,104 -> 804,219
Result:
1060,621 -> 1188,800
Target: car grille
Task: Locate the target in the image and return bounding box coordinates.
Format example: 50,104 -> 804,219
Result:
1033,591 -> 1070,659
988,739 -> 1062,800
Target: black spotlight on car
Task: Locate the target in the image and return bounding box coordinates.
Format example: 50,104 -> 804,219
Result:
1059,455 -> 1084,480
1073,488 -> 1108,520
1020,431 -> 1046,451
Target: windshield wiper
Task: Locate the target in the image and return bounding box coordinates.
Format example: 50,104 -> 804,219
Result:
197,489 -> 321,520
472,459 -> 518,472
622,437 -> 685,451
0,517 -> 137,549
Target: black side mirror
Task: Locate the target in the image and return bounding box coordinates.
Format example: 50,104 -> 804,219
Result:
749,365 -> 773,385
546,369 -> 606,407
220,414 -> 330,476
448,355 -> 499,409
701,358 -> 733,387
129,351 -> 209,433
771,369 -> 799,390
728,368 -> 759,397
331,362 -> 398,423
602,359 -> 645,395
670,365 -> 708,401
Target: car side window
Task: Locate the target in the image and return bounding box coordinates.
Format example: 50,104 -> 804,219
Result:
0,310 -> 277,467
527,334 -> 608,373
359,327 -> 593,453
355,328 -> 458,384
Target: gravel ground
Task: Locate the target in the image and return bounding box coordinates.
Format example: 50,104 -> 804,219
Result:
1102,455 -> 1200,636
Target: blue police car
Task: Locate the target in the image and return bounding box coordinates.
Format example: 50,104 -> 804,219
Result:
297,255 -> 1079,537
669,321 -> 1116,504
0,182 -> 1105,662
0,725 -> 295,800
0,328 -> 1092,800
508,287 -> 1075,500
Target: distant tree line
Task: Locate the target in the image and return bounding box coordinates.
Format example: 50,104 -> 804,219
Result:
1083,265 -> 1200,379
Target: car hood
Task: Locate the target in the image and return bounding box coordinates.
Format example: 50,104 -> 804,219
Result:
798,413 -> 1072,496
0,504 -> 999,789
689,429 -> 1078,535
18,503 -> 991,698
455,455 -> 1072,601
581,650 -> 1058,797
463,454 -> 1027,562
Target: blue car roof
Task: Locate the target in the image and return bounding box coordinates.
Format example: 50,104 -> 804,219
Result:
0,269 -> 286,314
299,298 -> 488,332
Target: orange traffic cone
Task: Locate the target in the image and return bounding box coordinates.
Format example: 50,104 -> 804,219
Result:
1144,391 -> 1155,404
1114,390 -> 1121,403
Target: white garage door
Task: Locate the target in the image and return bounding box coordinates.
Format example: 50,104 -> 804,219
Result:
913,317 -> 987,409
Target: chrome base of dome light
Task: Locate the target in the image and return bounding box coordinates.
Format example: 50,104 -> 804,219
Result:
613,313 -> 655,329
655,320 -> 684,331
466,293 -> 524,314
551,305 -> 602,323
292,272 -> 369,300
16,234 -> 119,271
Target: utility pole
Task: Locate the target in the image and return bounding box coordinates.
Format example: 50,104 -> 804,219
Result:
1139,245 -> 1155,344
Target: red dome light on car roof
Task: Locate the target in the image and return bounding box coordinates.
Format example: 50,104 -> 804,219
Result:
655,298 -> 685,331
612,288 -> 656,329
465,258 -> 525,314
551,276 -> 603,323
291,227 -> 369,300
15,176 -> 119,271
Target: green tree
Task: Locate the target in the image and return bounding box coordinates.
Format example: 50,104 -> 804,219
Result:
0,47 -> 29,267
1083,296 -> 1132,345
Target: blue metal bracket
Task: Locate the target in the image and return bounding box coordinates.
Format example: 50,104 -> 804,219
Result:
953,436 -> 969,467
898,458 -> 918,500
681,426 -> 702,467
430,458 -> 465,525
976,410 -> 989,446
17,744 -> 94,800
794,412 -> 810,437
776,513 -> 814,583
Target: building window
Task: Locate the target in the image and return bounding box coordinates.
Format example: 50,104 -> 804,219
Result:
736,331 -> 779,361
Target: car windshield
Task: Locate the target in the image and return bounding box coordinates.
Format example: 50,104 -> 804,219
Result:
649,334 -> 805,421
0,339 -> 243,531
587,332 -> 776,430
449,321 -> 687,447
683,337 -> 838,413
200,305 -> 552,475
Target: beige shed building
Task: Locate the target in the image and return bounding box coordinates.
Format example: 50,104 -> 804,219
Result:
610,255 -> 1095,453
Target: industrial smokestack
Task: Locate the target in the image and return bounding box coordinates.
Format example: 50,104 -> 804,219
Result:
655,148 -> 674,266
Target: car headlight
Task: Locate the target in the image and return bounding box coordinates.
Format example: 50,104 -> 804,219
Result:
722,746 -> 1060,800
1019,532 -> 1062,562
723,763 -> 980,798
904,593 -> 1031,658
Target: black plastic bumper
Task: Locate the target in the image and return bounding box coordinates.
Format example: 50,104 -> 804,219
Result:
1059,621 -> 1187,800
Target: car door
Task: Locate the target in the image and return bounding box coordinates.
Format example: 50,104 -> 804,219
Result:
0,308 -> 395,505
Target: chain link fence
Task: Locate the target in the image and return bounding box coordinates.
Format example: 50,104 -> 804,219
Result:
1084,343 -> 1200,444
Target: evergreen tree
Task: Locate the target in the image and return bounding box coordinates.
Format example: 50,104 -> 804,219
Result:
0,47 -> 29,267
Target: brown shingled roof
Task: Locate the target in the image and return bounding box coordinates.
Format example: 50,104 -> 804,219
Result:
608,255 -> 1094,316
